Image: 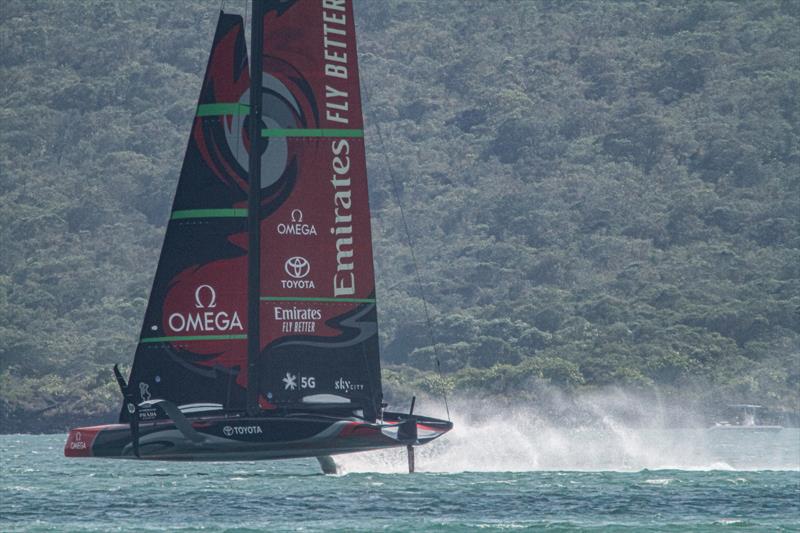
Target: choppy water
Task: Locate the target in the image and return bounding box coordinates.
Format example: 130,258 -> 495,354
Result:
1,430 -> 798,532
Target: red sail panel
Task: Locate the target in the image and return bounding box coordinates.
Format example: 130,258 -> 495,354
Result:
255,0 -> 382,416
123,13 -> 253,420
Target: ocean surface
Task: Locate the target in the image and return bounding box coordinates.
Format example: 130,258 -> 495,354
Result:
1,428 -> 798,532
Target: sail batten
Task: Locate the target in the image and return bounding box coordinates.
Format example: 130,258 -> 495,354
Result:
170,208 -> 248,219
196,103 -> 250,116
261,128 -> 364,137
139,335 -> 248,344
260,296 -> 376,303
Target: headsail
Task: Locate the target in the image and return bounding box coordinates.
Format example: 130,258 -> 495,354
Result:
254,0 -> 382,418
123,12 -> 251,420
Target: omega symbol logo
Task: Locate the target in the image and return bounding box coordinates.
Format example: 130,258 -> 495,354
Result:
194,285 -> 217,309
284,257 -> 310,279
75,432 -> 82,442
290,209 -> 303,222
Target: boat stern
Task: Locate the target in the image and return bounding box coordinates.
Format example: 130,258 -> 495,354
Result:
64,426 -> 105,457
380,412 -> 453,445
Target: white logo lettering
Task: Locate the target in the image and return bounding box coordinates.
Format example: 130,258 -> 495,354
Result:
277,209 -> 319,236
284,257 -> 311,279
282,372 -> 315,390
330,140 -> 356,296
335,378 -> 365,392
282,372 -> 297,391
274,306 -> 321,334
167,285 -> 244,333
277,223 -> 318,236
280,279 -> 316,289
223,425 -> 263,436
273,307 -> 322,321
139,408 -> 157,420
194,284 -> 217,309
69,431 -> 87,450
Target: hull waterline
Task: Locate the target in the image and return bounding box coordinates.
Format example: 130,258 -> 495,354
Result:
65,412 -> 452,461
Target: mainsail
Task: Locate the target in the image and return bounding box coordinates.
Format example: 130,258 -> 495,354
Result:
124,1 -> 382,421
254,0 -> 382,417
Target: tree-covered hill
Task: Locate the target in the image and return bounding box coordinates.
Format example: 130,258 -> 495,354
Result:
1,1 -> 798,431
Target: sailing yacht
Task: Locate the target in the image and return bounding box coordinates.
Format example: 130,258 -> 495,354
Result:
64,0 -> 452,472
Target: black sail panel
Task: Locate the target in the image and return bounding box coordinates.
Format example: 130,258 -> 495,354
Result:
122,13 -> 252,421
254,0 -> 383,418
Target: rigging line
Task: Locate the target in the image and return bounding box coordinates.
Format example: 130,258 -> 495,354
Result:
375,121 -> 451,422
361,60 -> 451,422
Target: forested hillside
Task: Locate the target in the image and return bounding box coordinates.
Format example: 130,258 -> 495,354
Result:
1,1 -> 798,431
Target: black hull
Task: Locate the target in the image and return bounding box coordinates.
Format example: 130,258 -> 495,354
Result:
65,411 -> 451,462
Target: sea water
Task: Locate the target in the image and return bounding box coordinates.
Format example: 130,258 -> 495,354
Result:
1,427 -> 798,532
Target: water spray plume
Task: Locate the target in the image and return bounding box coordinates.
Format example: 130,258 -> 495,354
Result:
338,391 -> 799,473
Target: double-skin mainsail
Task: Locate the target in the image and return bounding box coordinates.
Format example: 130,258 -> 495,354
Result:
127,1 -> 381,420
65,0 -> 451,467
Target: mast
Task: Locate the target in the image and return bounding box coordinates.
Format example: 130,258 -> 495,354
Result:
246,0 -> 265,416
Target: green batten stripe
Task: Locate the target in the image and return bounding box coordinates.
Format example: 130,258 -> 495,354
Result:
261,128 -> 364,138
260,296 -> 376,303
140,334 -> 247,344
196,103 -> 249,116
171,208 -> 248,220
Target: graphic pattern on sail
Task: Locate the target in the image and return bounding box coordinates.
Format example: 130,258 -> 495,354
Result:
123,13 -> 252,420
254,0 -> 382,417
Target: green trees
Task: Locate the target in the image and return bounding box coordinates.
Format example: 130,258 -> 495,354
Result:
1,0 -> 798,430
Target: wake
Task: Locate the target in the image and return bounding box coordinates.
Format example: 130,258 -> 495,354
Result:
337,394 -> 800,474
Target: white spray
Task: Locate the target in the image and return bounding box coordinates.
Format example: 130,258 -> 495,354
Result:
337,390 -> 800,473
